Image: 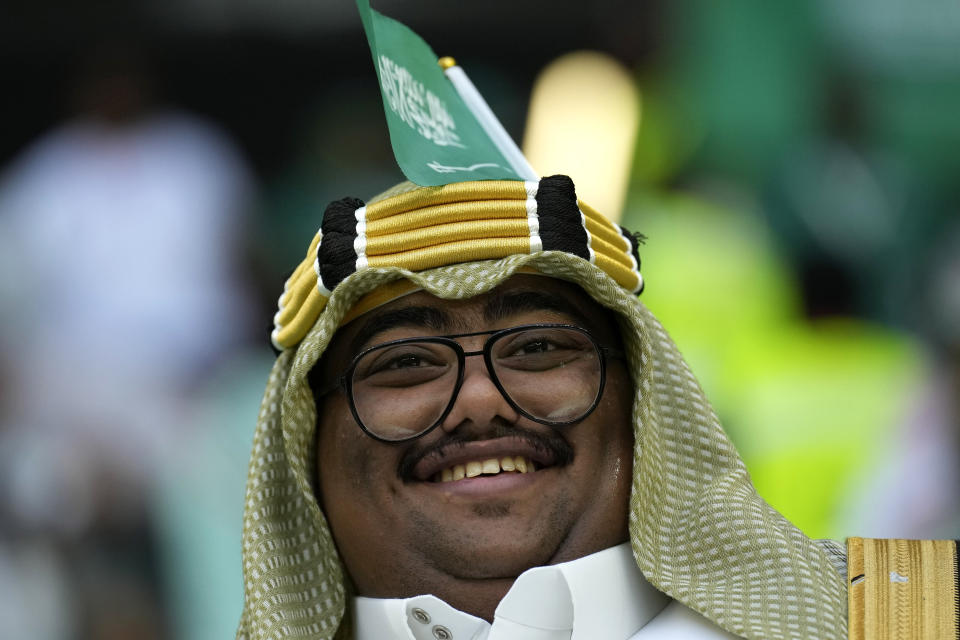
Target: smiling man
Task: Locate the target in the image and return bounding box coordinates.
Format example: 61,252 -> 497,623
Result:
312,276 -> 637,627
236,177 -> 857,640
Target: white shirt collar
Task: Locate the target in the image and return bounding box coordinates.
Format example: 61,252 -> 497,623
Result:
353,543 -> 671,640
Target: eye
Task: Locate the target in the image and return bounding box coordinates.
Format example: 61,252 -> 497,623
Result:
353,342 -> 455,387
514,338 -> 556,355
384,353 -> 426,369
514,337 -> 569,356
493,328 -> 596,372
499,330 -> 582,357
363,347 -> 444,374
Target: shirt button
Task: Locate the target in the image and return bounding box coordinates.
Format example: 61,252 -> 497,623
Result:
411,608 -> 431,625
432,625 -> 452,640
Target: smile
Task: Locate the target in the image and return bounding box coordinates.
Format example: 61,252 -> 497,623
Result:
408,435 -> 566,484
432,456 -> 537,483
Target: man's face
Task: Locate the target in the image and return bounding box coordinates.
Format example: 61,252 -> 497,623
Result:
314,275 -> 634,619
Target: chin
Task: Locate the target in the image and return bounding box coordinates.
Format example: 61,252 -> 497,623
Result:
423,523 -> 567,580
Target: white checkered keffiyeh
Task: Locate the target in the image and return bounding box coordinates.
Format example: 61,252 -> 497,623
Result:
238,244 -> 847,640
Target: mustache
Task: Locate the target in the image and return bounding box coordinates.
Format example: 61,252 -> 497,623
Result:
396,419 -> 575,480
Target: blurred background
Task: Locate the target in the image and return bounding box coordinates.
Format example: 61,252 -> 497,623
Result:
1,0 -> 958,637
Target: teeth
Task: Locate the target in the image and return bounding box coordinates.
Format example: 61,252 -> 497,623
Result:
482,458 -> 500,474
437,456 -> 536,483
465,461 -> 483,478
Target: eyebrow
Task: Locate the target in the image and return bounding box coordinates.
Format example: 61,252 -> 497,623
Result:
349,287 -> 595,354
350,306 -> 450,353
483,289 -> 593,328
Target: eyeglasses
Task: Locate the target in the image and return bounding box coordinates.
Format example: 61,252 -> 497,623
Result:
319,323 -> 622,443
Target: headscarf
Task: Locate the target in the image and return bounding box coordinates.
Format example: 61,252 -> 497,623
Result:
237,177 -> 847,640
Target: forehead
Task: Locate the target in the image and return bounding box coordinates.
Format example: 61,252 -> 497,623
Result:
330,274 -> 622,356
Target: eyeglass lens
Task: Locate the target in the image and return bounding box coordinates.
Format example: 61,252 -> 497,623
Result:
349,327 -> 602,441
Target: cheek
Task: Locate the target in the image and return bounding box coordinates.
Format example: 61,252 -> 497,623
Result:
595,362 -> 634,423
593,371 -> 636,494
317,399 -> 376,502
594,395 -> 635,541
316,395 -> 408,541
568,389 -> 633,495
316,403 -> 411,594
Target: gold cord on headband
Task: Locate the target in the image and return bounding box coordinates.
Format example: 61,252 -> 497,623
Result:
270,176 -> 644,351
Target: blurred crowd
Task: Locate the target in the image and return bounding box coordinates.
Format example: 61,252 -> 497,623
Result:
1,0 -> 958,637
0,41 -> 264,637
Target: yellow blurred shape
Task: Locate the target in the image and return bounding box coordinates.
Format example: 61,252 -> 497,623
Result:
523,51 -> 640,223
624,193 -> 924,538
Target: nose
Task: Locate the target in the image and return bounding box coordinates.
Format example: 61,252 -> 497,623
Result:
440,352 -> 519,432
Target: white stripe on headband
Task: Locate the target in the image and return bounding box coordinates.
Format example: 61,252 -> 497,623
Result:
578,207 -> 597,265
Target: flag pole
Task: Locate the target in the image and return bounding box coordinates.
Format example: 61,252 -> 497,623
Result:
438,56 -> 539,181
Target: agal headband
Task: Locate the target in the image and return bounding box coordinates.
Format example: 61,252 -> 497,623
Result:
271,175 -> 643,351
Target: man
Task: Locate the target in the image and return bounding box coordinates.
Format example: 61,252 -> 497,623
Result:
313,275 -> 652,633
236,177 -> 855,639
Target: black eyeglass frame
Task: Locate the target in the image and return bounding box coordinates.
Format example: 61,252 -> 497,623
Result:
320,323 -> 624,443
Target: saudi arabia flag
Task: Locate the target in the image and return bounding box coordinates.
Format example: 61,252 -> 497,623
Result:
356,0 -> 536,185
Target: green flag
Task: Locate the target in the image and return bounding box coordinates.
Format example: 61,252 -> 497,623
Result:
357,0 -> 530,185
